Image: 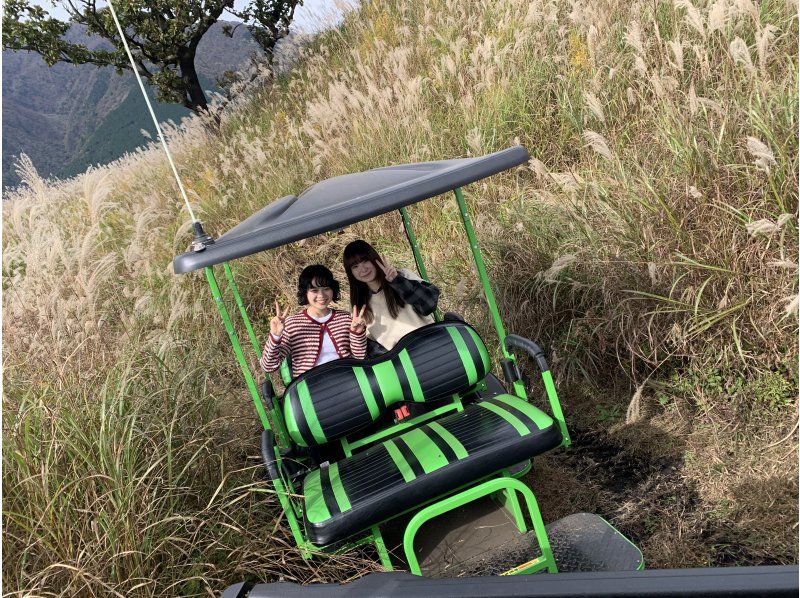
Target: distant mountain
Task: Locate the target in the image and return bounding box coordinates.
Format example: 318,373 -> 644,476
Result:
2,22 -> 260,189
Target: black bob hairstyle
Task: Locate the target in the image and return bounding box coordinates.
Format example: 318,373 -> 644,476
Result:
297,264 -> 341,305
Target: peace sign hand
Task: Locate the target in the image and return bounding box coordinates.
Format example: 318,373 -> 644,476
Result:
270,300 -> 291,336
350,304 -> 367,333
377,260 -> 398,282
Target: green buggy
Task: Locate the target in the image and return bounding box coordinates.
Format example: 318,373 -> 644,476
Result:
173,146 -> 642,576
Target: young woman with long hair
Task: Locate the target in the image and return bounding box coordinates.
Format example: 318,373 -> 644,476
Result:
342,240 -> 440,356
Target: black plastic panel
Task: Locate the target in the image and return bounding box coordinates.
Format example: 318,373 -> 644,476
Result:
226,566 -> 799,598
174,147 -> 530,273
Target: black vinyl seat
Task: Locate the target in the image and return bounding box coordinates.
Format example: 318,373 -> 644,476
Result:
269,321 -> 563,546
302,393 -> 561,546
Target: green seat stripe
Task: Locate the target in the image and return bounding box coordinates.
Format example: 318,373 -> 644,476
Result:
385,439 -> 416,482
297,380 -> 326,444
479,401 -> 530,436
328,462 -> 351,512
303,470 -> 331,523
353,367 -> 380,420
373,360 -> 403,407
446,326 -> 477,385
398,349 -> 424,402
284,395 -> 305,446
495,394 -> 554,429
466,326 -> 490,375
428,421 -> 468,459
402,428 -> 449,473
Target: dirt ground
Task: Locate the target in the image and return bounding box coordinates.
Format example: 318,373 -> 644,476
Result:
529,381 -> 799,569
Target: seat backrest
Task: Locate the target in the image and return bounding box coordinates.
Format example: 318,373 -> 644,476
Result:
282,321 -> 490,447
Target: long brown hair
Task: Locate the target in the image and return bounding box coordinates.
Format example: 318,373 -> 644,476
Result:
343,240 -> 406,319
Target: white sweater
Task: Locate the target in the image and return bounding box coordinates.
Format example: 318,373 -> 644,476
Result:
367,269 -> 434,350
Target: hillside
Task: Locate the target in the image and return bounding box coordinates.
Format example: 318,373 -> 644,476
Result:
2,22 -> 258,189
3,0 -> 797,595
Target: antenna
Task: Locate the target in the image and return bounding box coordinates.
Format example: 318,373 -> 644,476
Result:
105,0 -> 213,251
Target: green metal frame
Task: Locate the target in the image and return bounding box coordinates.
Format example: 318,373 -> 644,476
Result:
400,207 -> 430,282
454,187 -> 570,445
403,476 -> 557,576
295,467 -> 535,572
400,207 -> 442,322
497,467 -> 527,529
206,264 -> 306,546
222,262 -> 260,355
205,266 -> 270,431
205,263 -> 396,563
542,369 -> 570,446
453,188 -> 527,399
201,184 -> 573,572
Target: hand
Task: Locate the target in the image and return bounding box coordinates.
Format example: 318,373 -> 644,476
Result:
350,304 -> 367,333
377,260 -> 398,282
270,300 -> 291,336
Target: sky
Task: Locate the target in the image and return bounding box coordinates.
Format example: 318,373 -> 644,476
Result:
29,0 -> 348,34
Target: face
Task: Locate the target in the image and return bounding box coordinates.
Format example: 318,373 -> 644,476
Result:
350,259 -> 377,284
306,279 -> 333,309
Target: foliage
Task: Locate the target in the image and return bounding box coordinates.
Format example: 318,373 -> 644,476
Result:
60,79 -> 195,179
2,0 -> 301,112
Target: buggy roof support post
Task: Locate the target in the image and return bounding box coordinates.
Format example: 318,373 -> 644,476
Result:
454,187 -> 526,399
399,207 -> 442,322
222,262 -> 261,356
205,266 -> 271,431
222,262 -> 291,445
399,207 -> 430,281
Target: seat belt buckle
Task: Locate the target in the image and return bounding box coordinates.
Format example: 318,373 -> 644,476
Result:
393,405 -> 411,423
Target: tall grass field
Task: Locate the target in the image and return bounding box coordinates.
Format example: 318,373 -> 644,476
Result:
3,0 -> 797,594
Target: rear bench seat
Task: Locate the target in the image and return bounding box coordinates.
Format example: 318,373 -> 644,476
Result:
279,321 -> 562,546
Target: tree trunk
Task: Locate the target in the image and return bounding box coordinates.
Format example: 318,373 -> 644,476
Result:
180,55 -> 222,129
180,57 -> 209,114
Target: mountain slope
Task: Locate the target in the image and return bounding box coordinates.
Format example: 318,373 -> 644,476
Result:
58,78 -> 209,180
2,21 -> 258,188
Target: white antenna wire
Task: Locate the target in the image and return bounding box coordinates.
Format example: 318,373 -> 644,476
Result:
105,0 -> 198,223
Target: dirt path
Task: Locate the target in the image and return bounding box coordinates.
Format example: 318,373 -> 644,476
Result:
531,423 -> 797,568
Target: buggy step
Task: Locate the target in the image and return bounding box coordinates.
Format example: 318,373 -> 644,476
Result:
546,512 -> 643,572
453,512 -> 642,577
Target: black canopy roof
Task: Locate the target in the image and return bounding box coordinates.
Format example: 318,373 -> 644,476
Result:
173,145 -> 530,274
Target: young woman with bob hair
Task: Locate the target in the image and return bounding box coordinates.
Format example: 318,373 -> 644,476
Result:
260,264 -> 367,379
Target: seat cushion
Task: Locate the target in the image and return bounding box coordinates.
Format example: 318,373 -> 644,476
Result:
301,394 -> 562,546
283,321 -> 490,447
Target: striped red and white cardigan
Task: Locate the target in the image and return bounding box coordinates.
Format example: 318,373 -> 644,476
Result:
260,309 -> 367,378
